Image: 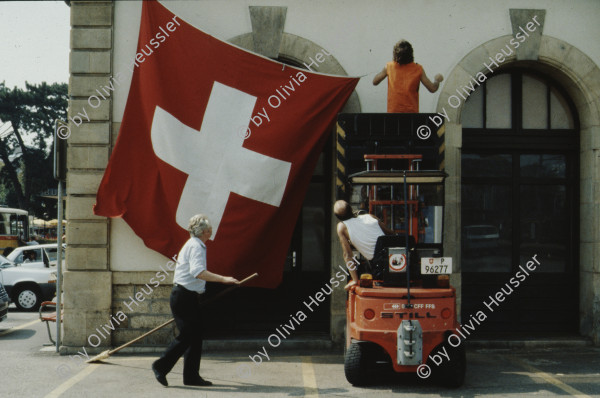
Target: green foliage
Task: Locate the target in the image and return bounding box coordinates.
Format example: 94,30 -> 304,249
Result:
0,81 -> 68,218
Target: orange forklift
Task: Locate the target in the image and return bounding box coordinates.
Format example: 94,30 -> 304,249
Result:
344,154 -> 465,387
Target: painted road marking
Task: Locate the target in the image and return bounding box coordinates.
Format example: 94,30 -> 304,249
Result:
503,355 -> 592,398
301,356 -> 319,397
43,364 -> 100,398
0,319 -> 39,337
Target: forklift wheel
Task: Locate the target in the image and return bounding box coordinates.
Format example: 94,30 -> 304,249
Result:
344,342 -> 373,386
434,343 -> 466,388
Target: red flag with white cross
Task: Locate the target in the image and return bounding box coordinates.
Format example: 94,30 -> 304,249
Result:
93,0 -> 358,288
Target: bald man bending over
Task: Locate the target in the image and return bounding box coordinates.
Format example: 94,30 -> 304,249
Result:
334,200 -> 394,289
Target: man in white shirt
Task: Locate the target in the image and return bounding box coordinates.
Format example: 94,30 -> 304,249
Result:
152,214 -> 239,387
334,200 -> 394,289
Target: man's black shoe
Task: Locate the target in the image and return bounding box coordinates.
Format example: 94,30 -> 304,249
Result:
152,361 -> 168,387
183,377 -> 213,386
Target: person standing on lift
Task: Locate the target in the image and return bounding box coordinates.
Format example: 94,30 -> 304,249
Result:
373,40 -> 444,112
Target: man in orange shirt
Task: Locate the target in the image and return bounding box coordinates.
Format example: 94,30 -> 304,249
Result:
373,40 -> 444,112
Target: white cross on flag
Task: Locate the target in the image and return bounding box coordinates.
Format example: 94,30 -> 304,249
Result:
93,1 -> 358,288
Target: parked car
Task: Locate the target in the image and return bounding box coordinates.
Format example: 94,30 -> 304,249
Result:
0,281 -> 9,322
463,224 -> 500,252
6,243 -> 65,269
0,255 -> 56,311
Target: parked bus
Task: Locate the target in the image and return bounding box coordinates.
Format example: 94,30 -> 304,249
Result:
0,208 -> 29,253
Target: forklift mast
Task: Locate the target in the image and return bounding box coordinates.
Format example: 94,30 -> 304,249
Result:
335,113 -> 444,202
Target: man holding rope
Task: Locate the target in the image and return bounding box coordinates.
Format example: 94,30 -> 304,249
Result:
152,214 -> 239,387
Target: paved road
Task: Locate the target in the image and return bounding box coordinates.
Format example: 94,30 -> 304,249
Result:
1,308 -> 599,398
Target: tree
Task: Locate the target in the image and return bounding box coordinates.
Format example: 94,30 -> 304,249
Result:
0,81 -> 68,217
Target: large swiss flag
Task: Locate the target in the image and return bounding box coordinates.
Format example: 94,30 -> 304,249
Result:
93,0 -> 358,288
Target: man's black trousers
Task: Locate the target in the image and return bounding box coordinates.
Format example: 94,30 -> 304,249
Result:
154,284 -> 204,380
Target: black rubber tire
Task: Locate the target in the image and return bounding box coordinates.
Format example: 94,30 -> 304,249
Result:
344,342 -> 372,386
435,343 -> 466,388
344,321 -> 351,355
13,285 -> 42,311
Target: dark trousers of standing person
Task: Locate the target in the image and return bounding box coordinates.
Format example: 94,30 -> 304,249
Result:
153,284 -> 204,382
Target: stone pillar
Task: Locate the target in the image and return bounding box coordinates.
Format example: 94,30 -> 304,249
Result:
442,123 -> 462,316
63,1 -> 113,353
579,124 -> 600,345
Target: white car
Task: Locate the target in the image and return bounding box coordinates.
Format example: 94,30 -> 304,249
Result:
0,255 -> 56,311
6,243 -> 66,269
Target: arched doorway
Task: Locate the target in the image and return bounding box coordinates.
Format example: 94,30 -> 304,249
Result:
460,67 -> 579,334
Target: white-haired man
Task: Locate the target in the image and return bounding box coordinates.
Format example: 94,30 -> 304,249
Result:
152,214 -> 239,387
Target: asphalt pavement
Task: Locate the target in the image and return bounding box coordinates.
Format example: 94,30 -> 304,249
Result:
1,308 -> 599,398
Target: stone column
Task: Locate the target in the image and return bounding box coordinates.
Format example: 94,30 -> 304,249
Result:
442,123 -> 462,314
62,0 -> 113,353
579,120 -> 600,345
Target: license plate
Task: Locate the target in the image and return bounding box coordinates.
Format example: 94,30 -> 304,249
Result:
420,257 -> 452,274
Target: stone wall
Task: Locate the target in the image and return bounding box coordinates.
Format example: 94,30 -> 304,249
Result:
111,273 -> 175,346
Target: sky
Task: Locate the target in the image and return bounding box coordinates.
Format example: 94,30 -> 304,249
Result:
0,1 -> 70,89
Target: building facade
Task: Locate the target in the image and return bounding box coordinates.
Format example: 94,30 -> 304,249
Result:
64,0 -> 600,352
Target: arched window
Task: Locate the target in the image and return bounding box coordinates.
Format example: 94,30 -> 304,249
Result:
462,71 -> 575,130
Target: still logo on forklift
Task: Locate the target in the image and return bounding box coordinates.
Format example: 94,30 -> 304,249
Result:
384,303 -> 436,310
380,312 -> 437,319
